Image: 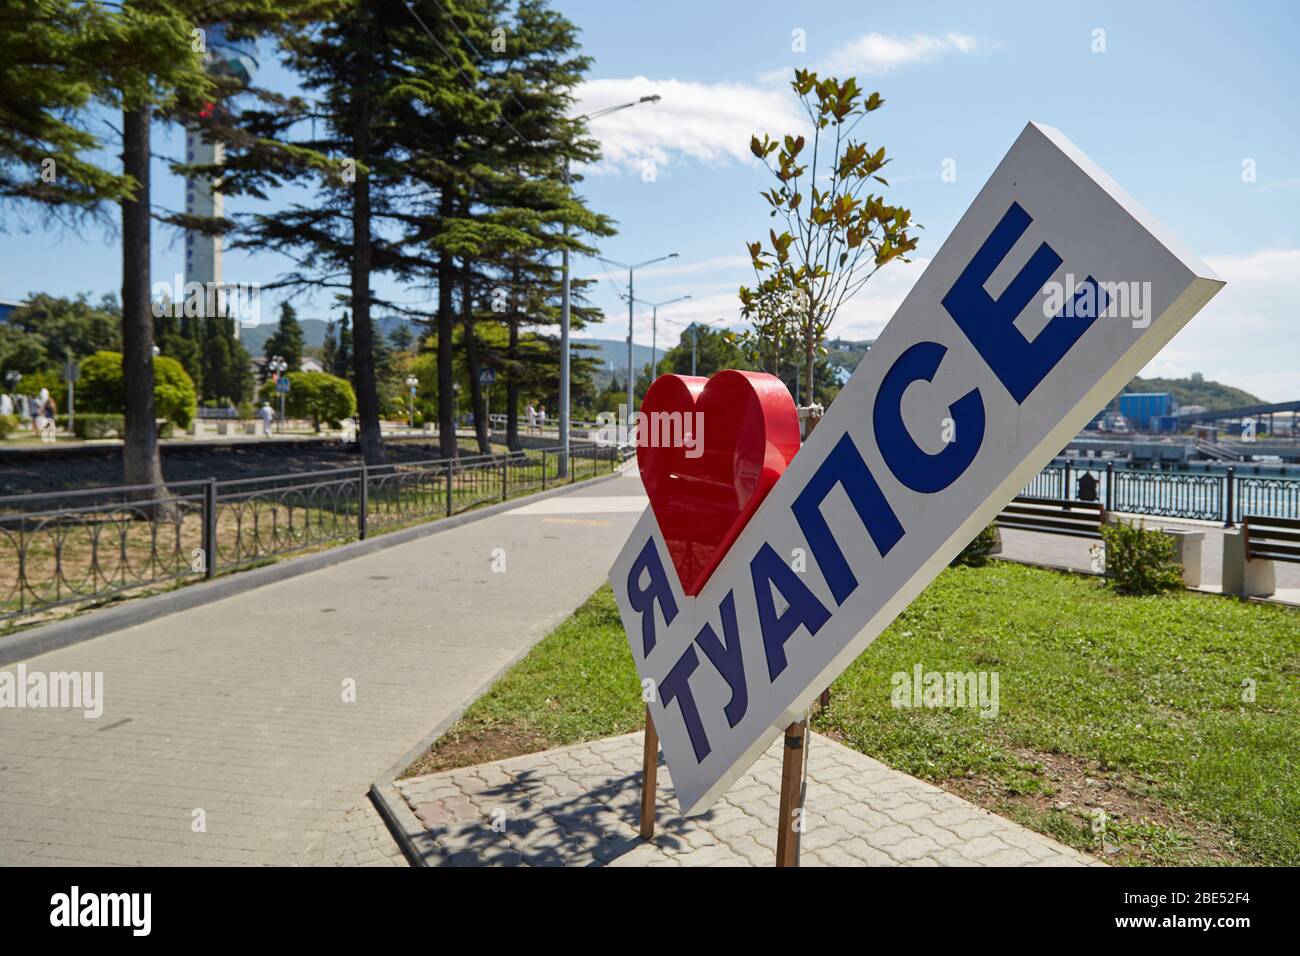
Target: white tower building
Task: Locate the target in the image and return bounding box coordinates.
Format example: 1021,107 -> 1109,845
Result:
184,26 -> 259,330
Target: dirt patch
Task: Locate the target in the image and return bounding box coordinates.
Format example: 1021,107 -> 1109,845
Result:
941,746 -> 1244,865
401,722 -> 556,779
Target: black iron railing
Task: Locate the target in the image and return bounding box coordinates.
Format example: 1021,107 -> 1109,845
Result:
1022,460 -> 1300,526
1,443 -> 624,625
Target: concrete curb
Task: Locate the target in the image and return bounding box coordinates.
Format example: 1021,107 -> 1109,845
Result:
367,623 -> 556,867
0,468 -> 625,668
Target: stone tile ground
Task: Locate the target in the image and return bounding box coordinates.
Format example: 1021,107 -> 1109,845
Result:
396,731 -> 1103,867
304,799 -> 407,867
0,471 -> 646,865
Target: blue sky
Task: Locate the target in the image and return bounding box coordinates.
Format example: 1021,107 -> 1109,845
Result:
1,0 -> 1296,397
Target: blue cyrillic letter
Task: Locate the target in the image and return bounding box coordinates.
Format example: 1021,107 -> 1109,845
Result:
942,202 -> 1106,403
874,340 -> 985,493
694,591 -> 747,729
659,645 -> 710,762
626,538 -> 678,657
751,543 -> 832,683
791,434 -> 905,606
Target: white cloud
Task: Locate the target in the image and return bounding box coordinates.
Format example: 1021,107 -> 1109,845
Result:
1146,248 -> 1300,401
573,77 -> 805,173
577,32 -> 983,175
821,31 -> 982,75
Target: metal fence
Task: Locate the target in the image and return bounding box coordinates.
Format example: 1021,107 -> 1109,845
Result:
1025,460 -> 1300,525
0,443 -> 623,625
8,445 -> 1296,626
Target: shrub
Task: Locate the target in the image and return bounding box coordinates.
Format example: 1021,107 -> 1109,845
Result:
951,522 -> 1000,567
0,413 -> 17,438
71,413 -> 125,440
1100,520 -> 1185,595
78,350 -> 197,428
280,371 -> 356,430
17,369 -> 63,402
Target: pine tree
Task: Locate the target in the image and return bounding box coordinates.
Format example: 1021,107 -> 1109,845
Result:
334,311 -> 353,379
9,1 -> 326,493
202,0 -> 461,464
264,301 -> 305,370
322,320 -> 338,373
398,0 -> 611,455
388,323 -> 413,353
0,1 -> 130,222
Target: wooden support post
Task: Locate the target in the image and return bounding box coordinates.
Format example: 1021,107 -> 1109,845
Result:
818,688 -> 830,711
639,706 -> 658,841
775,718 -> 807,867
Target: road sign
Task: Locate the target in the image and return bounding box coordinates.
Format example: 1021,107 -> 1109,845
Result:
63,360 -> 80,383
275,377 -> 290,394
609,123 -> 1224,816
478,368 -> 496,385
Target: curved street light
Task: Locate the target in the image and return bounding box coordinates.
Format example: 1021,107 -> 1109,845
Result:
560,93 -> 663,470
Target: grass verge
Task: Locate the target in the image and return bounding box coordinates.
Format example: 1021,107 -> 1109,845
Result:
404,562 -> 1299,866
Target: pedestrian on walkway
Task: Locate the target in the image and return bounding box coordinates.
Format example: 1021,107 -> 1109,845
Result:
259,401 -> 275,436
32,388 -> 53,435
526,401 -> 537,435
537,404 -> 546,433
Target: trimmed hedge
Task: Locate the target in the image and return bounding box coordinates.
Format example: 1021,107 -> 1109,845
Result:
69,413 -> 125,440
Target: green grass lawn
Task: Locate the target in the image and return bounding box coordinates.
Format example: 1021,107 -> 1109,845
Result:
405,562 -> 1299,866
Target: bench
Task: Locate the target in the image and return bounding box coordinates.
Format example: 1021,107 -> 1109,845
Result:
1222,514 -> 1300,597
1244,515 -> 1300,564
995,495 -> 1106,539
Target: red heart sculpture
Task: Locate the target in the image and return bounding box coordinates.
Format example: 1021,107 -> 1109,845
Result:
637,370 -> 801,596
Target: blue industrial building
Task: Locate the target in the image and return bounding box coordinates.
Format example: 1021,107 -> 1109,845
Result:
1119,392 -> 1175,430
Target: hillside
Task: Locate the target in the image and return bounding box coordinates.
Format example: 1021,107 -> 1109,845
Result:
1124,375 -> 1262,411
239,316 -> 418,354
573,338 -> 658,388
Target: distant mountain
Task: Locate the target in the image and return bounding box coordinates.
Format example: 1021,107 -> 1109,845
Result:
825,338 -> 873,380
573,337 -> 658,388
1123,375 -> 1262,411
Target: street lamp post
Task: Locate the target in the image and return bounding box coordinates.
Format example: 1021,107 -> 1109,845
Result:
405,375 -> 419,429
597,253 -> 679,441
560,94 -> 661,472
627,294 -> 691,384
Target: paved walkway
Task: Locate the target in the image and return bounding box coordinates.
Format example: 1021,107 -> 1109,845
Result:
997,515 -> 1300,604
0,468 -> 649,865
397,732 -> 1101,867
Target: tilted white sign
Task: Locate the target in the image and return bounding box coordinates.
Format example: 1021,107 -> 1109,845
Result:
610,123 -> 1224,815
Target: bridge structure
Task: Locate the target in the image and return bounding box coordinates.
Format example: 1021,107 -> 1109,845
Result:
1174,399 -> 1300,429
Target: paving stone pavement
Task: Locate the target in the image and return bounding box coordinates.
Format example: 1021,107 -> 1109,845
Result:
396,731 -> 1103,867
998,518 -> 1300,604
0,469 -> 647,865
303,799 -> 407,867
